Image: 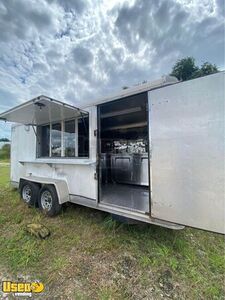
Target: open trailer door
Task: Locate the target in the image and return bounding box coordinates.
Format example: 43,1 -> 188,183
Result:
149,72 -> 225,234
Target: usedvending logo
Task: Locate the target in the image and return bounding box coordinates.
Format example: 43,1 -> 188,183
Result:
2,280 -> 44,297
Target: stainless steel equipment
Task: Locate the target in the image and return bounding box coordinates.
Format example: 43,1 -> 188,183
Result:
100,153 -> 111,184
133,153 -> 149,185
111,153 -> 149,186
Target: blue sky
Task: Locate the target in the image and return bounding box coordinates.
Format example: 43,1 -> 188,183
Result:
0,0 -> 224,138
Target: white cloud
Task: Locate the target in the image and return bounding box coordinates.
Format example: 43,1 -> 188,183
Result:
0,0 -> 224,138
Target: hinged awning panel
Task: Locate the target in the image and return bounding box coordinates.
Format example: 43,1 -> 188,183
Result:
0,95 -> 88,125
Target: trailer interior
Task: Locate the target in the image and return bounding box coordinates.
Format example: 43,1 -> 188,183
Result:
98,92 -> 149,213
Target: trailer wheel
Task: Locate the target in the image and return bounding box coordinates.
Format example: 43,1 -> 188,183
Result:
38,185 -> 62,217
20,181 -> 39,206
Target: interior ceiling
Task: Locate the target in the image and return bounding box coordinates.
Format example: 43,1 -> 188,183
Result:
100,92 -> 147,114
100,92 -> 148,134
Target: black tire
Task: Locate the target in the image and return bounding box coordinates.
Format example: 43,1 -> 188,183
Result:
20,181 -> 39,207
38,185 -> 62,217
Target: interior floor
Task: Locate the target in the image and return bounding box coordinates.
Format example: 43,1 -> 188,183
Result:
101,183 -> 149,213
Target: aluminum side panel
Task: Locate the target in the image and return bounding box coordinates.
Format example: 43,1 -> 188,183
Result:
149,72 -> 225,234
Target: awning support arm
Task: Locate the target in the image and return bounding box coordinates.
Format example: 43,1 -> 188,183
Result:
31,125 -> 41,145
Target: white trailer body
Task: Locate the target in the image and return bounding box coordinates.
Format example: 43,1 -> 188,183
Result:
0,72 -> 224,233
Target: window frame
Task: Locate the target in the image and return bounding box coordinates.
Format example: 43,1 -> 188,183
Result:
36,115 -> 89,159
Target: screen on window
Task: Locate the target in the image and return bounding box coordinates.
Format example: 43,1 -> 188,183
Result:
64,120 -> 75,157
51,123 -> 61,157
37,115 -> 89,158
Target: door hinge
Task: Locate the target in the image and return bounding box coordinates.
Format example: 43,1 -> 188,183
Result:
94,172 -> 98,180
94,129 -> 98,137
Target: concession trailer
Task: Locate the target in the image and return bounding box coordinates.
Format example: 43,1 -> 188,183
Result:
0,72 -> 224,234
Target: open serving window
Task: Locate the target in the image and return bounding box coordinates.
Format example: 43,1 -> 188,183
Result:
0,95 -> 89,158
0,95 -> 88,125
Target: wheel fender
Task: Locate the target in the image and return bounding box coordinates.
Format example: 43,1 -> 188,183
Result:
50,181 -> 69,204
19,177 -> 70,204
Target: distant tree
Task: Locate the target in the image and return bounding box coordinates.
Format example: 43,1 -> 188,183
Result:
198,62 -> 219,77
0,144 -> 10,160
170,57 -> 198,81
0,138 -> 10,142
170,57 -> 219,81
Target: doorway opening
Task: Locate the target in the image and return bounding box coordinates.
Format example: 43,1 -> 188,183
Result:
98,92 -> 150,213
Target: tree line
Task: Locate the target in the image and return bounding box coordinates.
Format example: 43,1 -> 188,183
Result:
170,56 -> 219,81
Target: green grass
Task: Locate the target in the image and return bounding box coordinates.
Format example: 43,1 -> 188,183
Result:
0,162 -> 10,186
0,158 -> 10,163
0,164 -> 224,299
